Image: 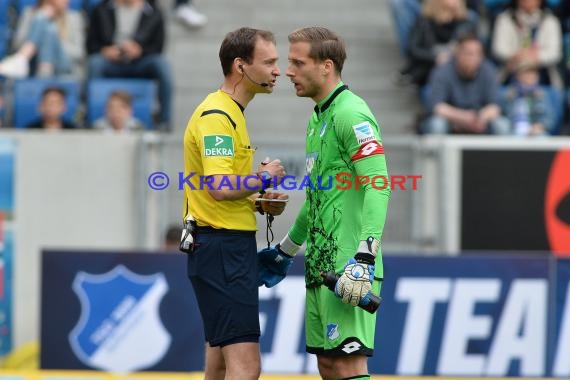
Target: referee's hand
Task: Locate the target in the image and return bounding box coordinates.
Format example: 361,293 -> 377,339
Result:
260,192 -> 289,216
257,157 -> 286,184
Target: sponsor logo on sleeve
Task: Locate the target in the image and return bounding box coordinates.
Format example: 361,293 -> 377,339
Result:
351,140 -> 384,161
203,135 -> 234,157
352,122 -> 375,145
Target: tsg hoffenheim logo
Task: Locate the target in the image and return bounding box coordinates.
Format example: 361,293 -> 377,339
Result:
326,323 -> 340,340
69,265 -> 171,372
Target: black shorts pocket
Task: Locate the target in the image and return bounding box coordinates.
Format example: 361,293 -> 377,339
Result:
220,233 -> 254,283
187,233 -> 212,278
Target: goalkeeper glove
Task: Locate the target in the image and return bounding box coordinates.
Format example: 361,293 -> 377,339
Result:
257,234 -> 301,288
335,237 -> 379,306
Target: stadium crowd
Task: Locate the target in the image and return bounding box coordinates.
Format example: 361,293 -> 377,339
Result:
391,0 -> 570,135
0,0 -> 207,131
0,0 -> 569,135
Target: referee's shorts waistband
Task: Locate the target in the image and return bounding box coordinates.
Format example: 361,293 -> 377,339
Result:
196,226 -> 256,235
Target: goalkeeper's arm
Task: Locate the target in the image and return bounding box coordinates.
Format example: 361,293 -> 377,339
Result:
335,154 -> 389,305
257,201 -> 308,287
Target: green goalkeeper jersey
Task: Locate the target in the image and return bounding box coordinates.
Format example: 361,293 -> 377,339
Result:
288,82 -> 391,288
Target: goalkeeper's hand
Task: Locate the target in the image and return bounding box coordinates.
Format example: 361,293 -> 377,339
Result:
257,244 -> 294,288
334,237 -> 378,306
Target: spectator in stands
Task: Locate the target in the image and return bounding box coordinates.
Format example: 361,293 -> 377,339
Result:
163,224 -> 181,251
491,0 -> 563,88
26,87 -> 78,130
501,60 -> 554,136
0,0 -> 85,79
422,33 -> 510,134
93,90 -> 143,133
395,0 -> 478,87
389,0 -> 481,57
87,0 -> 173,130
174,0 -> 207,28
390,0 -> 422,56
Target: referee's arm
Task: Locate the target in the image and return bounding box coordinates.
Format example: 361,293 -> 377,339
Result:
206,174 -> 265,201
207,158 -> 285,201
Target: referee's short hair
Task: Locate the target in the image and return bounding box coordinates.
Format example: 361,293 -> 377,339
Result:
219,27 -> 276,77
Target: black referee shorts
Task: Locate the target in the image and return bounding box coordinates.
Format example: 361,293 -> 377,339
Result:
187,226 -> 260,347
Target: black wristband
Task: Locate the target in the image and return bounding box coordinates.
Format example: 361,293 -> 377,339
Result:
256,170 -> 272,190
355,252 -> 375,265
255,198 -> 264,215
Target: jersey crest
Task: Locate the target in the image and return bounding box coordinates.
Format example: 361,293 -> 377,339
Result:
320,121 -> 328,137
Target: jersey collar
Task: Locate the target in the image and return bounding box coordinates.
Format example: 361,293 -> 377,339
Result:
314,82 -> 349,115
217,90 -> 245,114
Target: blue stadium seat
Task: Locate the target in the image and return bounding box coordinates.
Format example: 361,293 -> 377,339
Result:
15,0 -> 83,14
85,0 -> 103,12
0,26 -> 10,60
0,0 -> 9,27
12,78 -> 81,128
86,79 -> 157,130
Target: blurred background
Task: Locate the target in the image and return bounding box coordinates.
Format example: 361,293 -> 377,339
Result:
0,0 -> 569,377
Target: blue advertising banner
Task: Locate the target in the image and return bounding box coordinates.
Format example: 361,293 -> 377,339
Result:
41,251 -> 204,372
0,138 -> 14,357
41,251 -> 569,377
376,255 -> 550,377
551,259 -> 570,377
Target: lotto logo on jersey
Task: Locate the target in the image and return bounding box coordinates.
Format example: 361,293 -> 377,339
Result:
352,122 -> 375,145
203,135 -> 234,157
351,140 -> 384,161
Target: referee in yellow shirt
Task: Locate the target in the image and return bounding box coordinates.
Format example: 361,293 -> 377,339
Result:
182,27 -> 288,380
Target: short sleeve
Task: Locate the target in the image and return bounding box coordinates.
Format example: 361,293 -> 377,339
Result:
193,113 -> 237,176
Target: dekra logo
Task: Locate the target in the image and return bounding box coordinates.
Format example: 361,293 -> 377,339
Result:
204,135 -> 234,157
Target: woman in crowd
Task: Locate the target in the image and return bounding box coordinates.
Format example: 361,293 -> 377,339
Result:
0,0 -> 85,78
491,0 -> 562,88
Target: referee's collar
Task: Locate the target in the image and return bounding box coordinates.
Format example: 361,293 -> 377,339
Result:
314,82 -> 348,115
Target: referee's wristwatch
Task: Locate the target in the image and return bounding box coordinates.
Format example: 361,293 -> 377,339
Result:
257,170 -> 272,191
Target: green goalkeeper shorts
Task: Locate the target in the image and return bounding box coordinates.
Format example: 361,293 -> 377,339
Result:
305,279 -> 382,356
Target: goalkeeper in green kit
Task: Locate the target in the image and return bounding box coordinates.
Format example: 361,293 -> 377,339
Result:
257,27 -> 390,380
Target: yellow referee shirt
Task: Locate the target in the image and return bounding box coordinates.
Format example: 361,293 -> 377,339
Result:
182,90 -> 257,231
